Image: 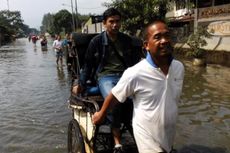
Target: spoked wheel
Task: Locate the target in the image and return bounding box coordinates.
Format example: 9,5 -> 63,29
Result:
68,119 -> 85,153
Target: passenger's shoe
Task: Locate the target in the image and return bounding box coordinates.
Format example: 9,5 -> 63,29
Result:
113,146 -> 125,153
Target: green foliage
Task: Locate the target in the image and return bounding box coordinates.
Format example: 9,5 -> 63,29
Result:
41,13 -> 55,34
53,9 -> 73,34
77,14 -> 90,28
187,26 -> 212,58
41,10 -> 90,34
0,10 -> 30,42
103,0 -> 170,35
0,10 -> 24,34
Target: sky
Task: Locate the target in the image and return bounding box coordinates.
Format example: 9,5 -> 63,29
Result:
0,0 -> 110,29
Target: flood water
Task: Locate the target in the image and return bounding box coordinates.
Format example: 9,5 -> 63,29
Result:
0,38 -> 71,153
175,60 -> 230,153
0,38 -> 229,153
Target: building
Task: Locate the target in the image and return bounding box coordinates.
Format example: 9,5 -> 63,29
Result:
81,16 -> 104,34
166,0 -> 230,52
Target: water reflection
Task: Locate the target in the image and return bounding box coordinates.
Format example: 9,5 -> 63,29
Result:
179,144 -> 227,153
33,46 -> 37,52
0,38 -> 71,153
0,39 -> 229,153
56,66 -> 65,81
175,60 -> 230,153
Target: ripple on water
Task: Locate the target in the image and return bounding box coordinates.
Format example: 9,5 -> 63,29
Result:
1,39 -> 230,153
176,61 -> 230,153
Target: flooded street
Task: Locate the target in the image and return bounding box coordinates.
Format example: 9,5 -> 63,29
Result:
0,38 -> 71,153
176,60 -> 230,153
0,38 -> 229,153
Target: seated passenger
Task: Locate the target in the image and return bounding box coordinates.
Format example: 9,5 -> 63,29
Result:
72,8 -> 141,153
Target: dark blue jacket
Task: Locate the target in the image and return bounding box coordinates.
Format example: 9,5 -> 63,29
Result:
79,31 -> 142,87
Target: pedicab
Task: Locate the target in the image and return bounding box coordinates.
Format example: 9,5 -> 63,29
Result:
67,33 -> 143,153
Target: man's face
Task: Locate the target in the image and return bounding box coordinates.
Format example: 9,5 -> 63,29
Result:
103,15 -> 121,35
145,22 -> 172,58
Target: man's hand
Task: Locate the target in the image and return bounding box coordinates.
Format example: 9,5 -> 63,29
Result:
92,111 -> 105,125
72,85 -> 83,95
92,93 -> 118,125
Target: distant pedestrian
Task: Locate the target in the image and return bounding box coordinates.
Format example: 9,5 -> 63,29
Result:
41,36 -> 48,51
53,35 -> 63,66
62,33 -> 72,68
31,35 -> 38,47
28,35 -> 31,42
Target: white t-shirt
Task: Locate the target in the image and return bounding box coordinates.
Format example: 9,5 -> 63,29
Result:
112,59 -> 184,153
52,40 -> 63,52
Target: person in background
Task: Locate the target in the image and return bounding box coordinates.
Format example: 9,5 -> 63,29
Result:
52,35 -> 63,66
62,33 -> 70,46
62,33 -> 72,68
72,8 -> 141,153
41,35 -> 48,50
28,35 -> 31,42
92,20 -> 185,153
66,33 -> 77,71
31,35 -> 38,47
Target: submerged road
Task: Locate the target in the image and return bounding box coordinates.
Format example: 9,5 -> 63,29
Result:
0,38 -> 71,153
0,38 -> 229,153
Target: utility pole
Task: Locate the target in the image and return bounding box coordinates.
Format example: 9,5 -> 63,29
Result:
74,0 -> 78,30
7,0 -> 9,11
194,0 -> 198,32
71,0 -> 76,31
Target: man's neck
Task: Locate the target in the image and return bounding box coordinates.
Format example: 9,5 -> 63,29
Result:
152,56 -> 171,75
106,31 -> 118,42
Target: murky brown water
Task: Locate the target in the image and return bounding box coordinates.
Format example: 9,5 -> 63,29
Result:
0,38 -> 72,153
0,38 -> 229,153
175,61 -> 230,153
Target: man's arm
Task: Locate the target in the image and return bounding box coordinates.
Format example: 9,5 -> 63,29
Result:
52,41 -> 56,48
72,36 -> 99,94
92,92 -> 119,125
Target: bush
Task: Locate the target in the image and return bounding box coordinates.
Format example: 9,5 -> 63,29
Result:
186,26 -> 212,58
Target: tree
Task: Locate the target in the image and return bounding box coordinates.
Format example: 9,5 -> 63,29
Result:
53,9 -> 73,34
21,24 -> 30,35
104,0 -> 170,35
0,10 -> 24,34
76,13 -> 90,30
41,10 -> 90,34
41,13 -> 55,34
186,26 -> 212,58
0,10 -> 25,42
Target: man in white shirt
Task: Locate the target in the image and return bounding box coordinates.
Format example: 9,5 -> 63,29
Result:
53,35 -> 63,65
92,20 -> 184,153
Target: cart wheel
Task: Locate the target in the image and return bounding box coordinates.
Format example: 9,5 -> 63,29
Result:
68,119 -> 85,153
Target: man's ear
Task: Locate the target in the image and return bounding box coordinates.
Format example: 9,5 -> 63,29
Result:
143,41 -> 148,50
102,20 -> 106,26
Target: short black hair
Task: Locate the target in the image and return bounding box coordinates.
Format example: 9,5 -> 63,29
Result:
142,19 -> 167,42
103,8 -> 121,21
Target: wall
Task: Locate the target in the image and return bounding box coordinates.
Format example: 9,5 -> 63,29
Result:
197,4 -> 230,52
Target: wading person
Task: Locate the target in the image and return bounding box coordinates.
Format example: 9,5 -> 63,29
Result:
72,8 -> 141,153
53,35 -> 63,66
31,35 -> 38,47
92,20 -> 185,153
41,36 -> 48,51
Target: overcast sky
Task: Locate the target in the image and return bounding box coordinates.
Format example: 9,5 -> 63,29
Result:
0,0 -> 110,29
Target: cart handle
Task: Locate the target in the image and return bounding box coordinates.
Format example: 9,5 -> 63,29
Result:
70,94 -> 100,112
